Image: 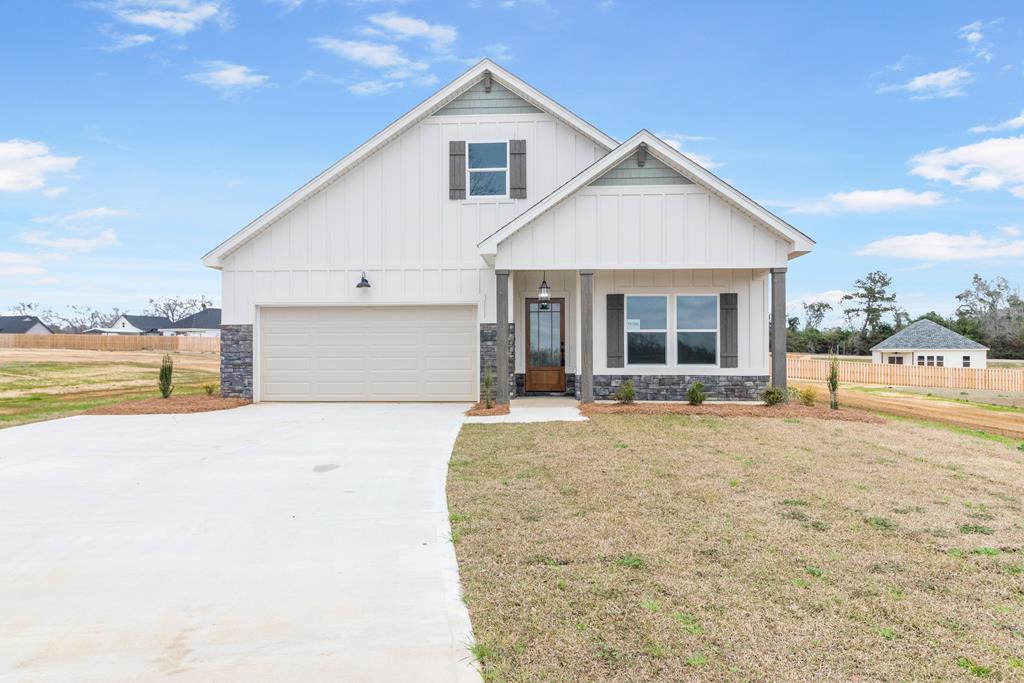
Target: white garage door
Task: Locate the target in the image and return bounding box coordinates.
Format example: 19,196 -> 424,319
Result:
259,306 -> 478,401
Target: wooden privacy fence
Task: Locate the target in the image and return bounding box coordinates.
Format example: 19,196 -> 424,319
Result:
787,355 -> 1024,393
0,333 -> 220,354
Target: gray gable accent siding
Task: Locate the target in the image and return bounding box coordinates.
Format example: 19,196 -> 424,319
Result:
871,319 -> 987,351
589,151 -> 694,186
433,80 -> 542,116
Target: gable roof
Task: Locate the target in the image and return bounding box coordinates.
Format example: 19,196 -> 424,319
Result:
871,319 -> 988,351
121,314 -> 172,332
478,130 -> 815,257
165,308 -> 221,329
0,315 -> 51,334
202,59 -> 618,268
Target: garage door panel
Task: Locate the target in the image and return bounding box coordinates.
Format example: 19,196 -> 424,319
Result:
260,305 -> 477,401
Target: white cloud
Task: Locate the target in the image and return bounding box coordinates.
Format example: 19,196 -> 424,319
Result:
997,225 -> 1022,237
910,135 -> 1024,197
99,1 -> 227,35
19,229 -> 120,252
101,32 -> 155,51
0,250 -> 68,284
876,66 -> 973,99
267,0 -> 303,9
313,38 -> 424,70
969,110 -> 1024,133
959,20 -> 994,62
0,139 -> 79,194
655,132 -> 720,169
857,229 -> 1024,261
186,61 -> 273,94
32,207 -> 133,225
367,12 -> 456,52
769,188 -> 944,215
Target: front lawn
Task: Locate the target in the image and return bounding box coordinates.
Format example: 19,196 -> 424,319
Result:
449,414 -> 1024,681
0,358 -> 218,428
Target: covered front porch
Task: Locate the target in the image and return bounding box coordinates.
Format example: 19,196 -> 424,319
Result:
490,268 -> 789,404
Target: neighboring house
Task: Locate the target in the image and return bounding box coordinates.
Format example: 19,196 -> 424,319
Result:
871,319 -> 988,369
107,315 -> 173,335
159,308 -> 222,338
0,315 -> 53,335
203,60 -> 814,403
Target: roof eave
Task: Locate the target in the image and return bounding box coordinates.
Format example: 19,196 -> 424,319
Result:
203,59 -> 617,268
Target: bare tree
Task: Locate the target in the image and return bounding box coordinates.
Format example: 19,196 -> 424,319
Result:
145,296 -> 213,323
44,305 -> 123,333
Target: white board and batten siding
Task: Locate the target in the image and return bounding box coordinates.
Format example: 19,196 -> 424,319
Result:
219,111 -> 607,326
260,305 -> 478,401
495,184 -> 791,271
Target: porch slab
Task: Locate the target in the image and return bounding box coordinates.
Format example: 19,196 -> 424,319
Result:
464,397 -> 587,423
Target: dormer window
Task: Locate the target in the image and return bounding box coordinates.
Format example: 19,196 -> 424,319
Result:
467,142 -> 508,197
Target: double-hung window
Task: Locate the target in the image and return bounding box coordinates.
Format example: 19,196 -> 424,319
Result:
963,355 -> 971,368
625,296 -> 667,364
676,295 -> 718,365
467,142 -> 508,197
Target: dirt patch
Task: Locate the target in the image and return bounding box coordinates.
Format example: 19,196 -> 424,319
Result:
794,380 -> 1024,440
581,401 -> 883,424
85,395 -> 249,415
465,402 -> 511,416
0,348 -> 219,372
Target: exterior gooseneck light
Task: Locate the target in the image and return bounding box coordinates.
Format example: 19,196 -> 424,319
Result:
356,272 -> 371,288
538,271 -> 550,310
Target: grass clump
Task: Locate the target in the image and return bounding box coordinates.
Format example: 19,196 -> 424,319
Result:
865,516 -> 897,530
959,524 -> 995,535
614,553 -> 645,569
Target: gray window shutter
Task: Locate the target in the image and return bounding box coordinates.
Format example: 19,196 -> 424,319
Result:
509,139 -> 526,199
607,294 -> 624,368
449,140 -> 466,200
720,293 -> 738,368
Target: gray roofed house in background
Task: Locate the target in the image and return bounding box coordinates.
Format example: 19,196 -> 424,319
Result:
170,308 -> 221,330
0,315 -> 53,334
871,319 -> 988,351
121,315 -> 173,333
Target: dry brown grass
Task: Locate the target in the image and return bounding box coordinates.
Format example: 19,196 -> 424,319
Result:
448,415 -> 1024,681
582,401 -> 882,424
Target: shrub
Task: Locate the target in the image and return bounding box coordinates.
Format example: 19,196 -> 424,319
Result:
202,382 -> 217,396
482,366 -> 495,408
158,353 -> 174,399
687,381 -> 706,406
796,386 -> 816,407
614,379 -> 635,404
761,385 -> 786,406
827,355 -> 840,410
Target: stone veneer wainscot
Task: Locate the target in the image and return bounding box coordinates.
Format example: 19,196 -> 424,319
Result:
593,374 -> 768,401
220,324 -> 253,400
479,323 -> 515,401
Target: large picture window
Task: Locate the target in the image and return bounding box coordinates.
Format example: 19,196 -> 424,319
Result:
467,142 -> 508,197
676,295 -> 718,365
626,296 -> 667,364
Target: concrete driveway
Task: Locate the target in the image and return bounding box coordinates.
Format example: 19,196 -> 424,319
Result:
0,403 -> 480,682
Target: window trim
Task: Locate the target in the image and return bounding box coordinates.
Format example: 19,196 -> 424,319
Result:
624,294 -> 669,367
674,293 -> 720,367
622,293 -> 722,369
465,140 -> 510,199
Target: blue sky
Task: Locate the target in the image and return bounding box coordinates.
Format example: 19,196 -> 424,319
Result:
1,1 -> 1022,324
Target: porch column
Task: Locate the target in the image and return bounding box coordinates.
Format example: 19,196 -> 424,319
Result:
770,267 -> 787,391
580,270 -> 594,403
495,269 -> 510,405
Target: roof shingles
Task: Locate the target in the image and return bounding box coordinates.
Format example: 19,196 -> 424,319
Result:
871,319 -> 987,351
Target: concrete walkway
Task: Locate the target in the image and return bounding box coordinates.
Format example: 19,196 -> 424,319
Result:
463,396 -> 588,424
0,403 -> 480,682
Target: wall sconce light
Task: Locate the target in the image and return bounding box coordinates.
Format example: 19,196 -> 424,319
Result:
356,272 -> 371,288
538,271 -> 550,310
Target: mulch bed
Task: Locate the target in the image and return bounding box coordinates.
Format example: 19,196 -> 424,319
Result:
580,401 -> 884,423
465,402 -> 511,416
85,395 -> 250,415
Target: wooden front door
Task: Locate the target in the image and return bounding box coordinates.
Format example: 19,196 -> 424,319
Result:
525,298 -> 566,392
